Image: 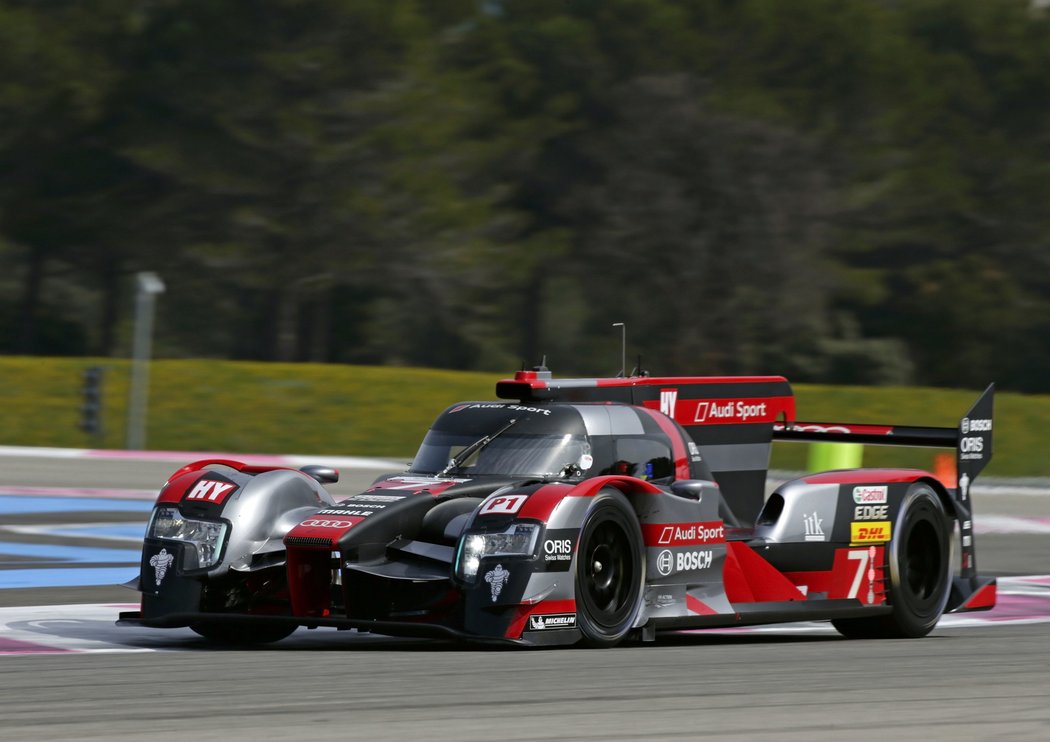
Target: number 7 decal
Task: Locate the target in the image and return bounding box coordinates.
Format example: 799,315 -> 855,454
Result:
845,549 -> 870,599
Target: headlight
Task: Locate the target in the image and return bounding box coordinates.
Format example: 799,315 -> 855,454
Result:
456,523 -> 540,581
148,506 -> 228,570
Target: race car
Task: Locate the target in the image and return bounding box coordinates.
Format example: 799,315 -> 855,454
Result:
119,367 -> 997,647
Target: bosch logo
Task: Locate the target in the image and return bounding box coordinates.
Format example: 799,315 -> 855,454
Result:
301,519 -> 355,529
961,417 -> 991,434
676,550 -> 713,572
656,550 -> 673,576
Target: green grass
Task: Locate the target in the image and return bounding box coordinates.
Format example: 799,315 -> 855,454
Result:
2,356 -> 1046,476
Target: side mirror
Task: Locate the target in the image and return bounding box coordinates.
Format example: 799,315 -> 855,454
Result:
300,465 -> 339,484
669,479 -> 719,502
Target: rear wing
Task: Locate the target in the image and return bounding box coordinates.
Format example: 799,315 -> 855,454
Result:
772,383 -> 995,489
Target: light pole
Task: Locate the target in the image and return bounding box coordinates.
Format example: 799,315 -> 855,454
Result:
126,272 -> 165,450
612,322 -> 626,377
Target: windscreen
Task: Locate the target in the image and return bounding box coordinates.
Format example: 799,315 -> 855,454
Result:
408,404 -> 592,479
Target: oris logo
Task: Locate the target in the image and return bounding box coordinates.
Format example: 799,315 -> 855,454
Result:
544,538 -> 572,555
960,436 -> 984,454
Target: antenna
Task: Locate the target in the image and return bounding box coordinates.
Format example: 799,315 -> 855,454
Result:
612,322 -> 626,377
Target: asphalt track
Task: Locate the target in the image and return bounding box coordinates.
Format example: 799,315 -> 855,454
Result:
2,453 -> 1049,741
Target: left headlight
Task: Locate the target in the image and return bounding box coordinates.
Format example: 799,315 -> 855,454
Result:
147,506 -> 229,570
455,523 -> 540,582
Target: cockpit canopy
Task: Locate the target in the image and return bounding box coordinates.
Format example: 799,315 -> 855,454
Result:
408,402 -> 684,482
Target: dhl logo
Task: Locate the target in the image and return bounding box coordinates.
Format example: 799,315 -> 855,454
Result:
851,521 -> 891,545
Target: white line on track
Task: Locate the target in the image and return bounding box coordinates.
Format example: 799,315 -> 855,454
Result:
2,576 -> 1049,655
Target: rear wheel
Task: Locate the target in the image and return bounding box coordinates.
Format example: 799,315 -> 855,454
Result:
574,490 -> 644,648
833,483 -> 951,639
190,621 -> 297,645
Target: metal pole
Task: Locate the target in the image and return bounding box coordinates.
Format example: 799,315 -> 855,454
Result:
126,272 -> 165,450
612,322 -> 626,377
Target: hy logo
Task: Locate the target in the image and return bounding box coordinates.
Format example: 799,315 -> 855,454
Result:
660,389 -> 678,418
185,480 -> 236,503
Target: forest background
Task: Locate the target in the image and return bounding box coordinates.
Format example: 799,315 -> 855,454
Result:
3,0 -> 1049,393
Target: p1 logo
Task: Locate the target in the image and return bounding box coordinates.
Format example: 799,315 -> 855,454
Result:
479,494 -> 528,515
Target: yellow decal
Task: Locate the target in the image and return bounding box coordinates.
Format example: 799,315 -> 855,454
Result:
851,521 -> 891,545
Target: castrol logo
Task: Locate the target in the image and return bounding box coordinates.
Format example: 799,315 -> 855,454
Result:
852,486 -> 888,505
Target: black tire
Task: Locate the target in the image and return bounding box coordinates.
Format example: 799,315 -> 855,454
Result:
190,620 -> 297,645
833,483 -> 952,639
574,490 -> 644,648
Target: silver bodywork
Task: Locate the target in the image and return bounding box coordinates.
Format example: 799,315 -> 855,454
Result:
180,465 -> 335,576
754,480 -> 840,544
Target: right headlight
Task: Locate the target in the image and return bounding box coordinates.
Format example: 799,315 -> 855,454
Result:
147,506 -> 229,570
455,523 -> 540,582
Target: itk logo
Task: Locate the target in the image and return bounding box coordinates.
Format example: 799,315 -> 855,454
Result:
149,548 -> 175,586
484,564 -> 510,602
803,512 -> 825,541
660,389 -> 678,418
185,480 -> 236,503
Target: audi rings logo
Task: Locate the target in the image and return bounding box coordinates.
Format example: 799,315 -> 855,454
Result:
301,519 -> 355,529
656,550 -> 673,576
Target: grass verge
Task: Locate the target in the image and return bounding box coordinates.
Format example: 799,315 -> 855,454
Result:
2,357 -> 1044,476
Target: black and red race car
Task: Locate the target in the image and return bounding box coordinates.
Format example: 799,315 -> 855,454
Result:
120,368 -> 997,646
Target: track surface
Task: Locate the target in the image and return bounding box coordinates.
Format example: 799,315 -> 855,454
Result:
2,454 -> 1049,741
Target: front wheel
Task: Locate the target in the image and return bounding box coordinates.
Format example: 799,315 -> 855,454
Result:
833,483 -> 952,639
574,490 -> 644,648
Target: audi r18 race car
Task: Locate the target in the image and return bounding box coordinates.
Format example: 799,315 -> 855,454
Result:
119,368 -> 997,647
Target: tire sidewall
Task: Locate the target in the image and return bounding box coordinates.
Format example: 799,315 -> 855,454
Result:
887,484 -> 952,637
573,489 -> 645,647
